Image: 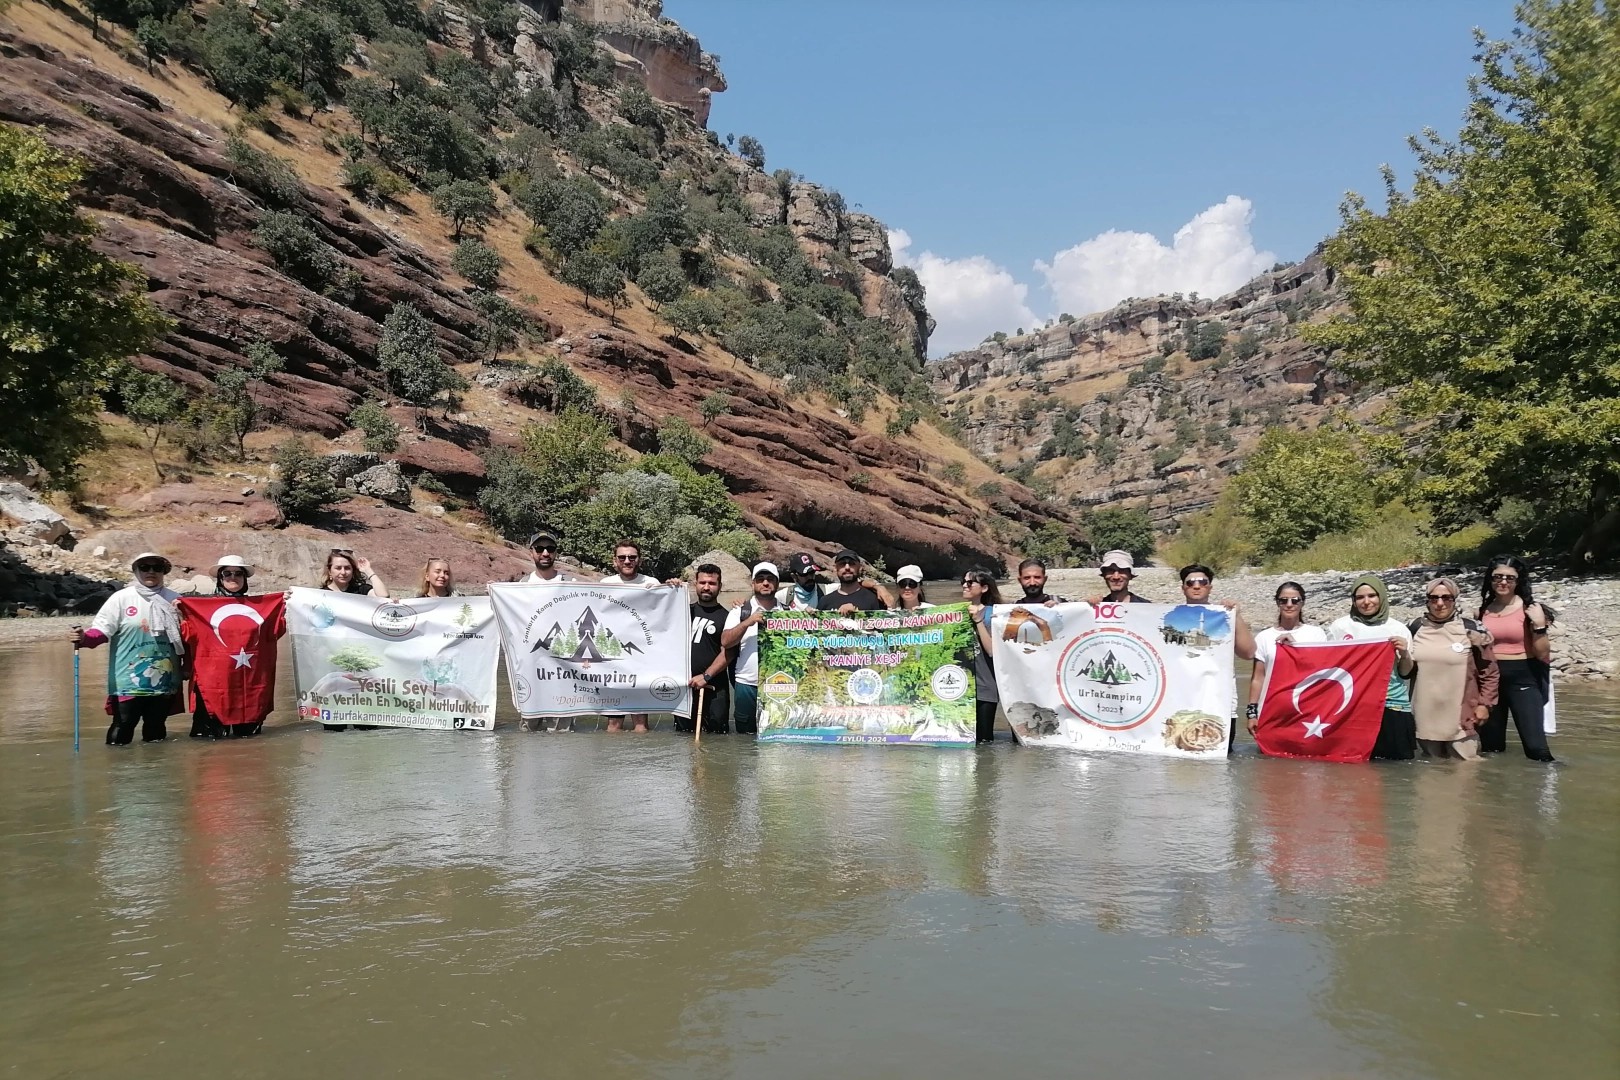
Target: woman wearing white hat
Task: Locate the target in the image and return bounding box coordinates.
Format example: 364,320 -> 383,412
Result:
187,556 -> 281,738
894,565 -> 934,611
69,552 -> 185,745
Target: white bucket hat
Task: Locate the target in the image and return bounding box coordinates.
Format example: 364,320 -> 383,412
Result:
130,551 -> 172,573
212,555 -> 254,577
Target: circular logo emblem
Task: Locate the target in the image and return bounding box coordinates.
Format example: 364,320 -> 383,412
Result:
370,602 -> 418,638
1056,628 -> 1166,730
126,606 -> 139,616
930,664 -> 968,701
512,675 -> 531,704
847,668 -> 884,705
649,676 -> 680,702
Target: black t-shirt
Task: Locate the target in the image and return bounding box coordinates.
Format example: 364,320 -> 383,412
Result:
818,586 -> 884,612
1106,591 -> 1150,604
690,601 -> 726,679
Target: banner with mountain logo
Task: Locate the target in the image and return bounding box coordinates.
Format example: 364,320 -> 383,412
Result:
993,601 -> 1235,758
488,581 -> 692,718
286,588 -> 500,730
755,603 -> 976,747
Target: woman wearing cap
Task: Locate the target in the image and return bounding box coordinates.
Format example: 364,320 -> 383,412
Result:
894,565 -> 933,611
1246,582 -> 1328,736
962,569 -> 1005,743
1407,575 -> 1497,760
319,549 -> 389,598
69,552 -> 185,745
187,556 -> 285,738
417,558 -> 456,598
1328,574 -> 1417,760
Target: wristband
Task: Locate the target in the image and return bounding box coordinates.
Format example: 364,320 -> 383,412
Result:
1245,703 -> 1259,721
1532,625 -> 1548,634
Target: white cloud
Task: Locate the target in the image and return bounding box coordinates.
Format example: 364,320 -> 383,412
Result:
1035,195 -> 1276,317
890,229 -> 1039,357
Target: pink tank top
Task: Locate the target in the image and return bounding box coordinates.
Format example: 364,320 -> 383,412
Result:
1482,608 -> 1527,658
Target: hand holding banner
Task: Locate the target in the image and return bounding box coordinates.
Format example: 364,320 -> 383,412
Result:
1255,640 -> 1395,762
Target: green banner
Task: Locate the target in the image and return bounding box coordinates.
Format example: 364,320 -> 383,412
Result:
756,603 -> 977,747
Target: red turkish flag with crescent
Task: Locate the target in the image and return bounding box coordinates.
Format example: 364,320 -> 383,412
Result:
179,594 -> 287,727
1256,640 -> 1395,763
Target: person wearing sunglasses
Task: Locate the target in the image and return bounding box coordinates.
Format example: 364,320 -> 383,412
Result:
1245,581 -> 1327,736
1476,555 -> 1556,761
1328,574 -> 1417,760
1406,575 -> 1497,760
69,552 -> 185,745
961,568 -> 1005,743
600,540 -> 661,733
189,555 -> 281,739
893,565 -> 933,611
521,532 -> 580,731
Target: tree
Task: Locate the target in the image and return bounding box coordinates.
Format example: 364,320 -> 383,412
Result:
1183,319 -> 1226,360
736,134 -> 765,170
451,239 -> 502,290
348,400 -> 401,453
1,126 -> 171,484
269,436 -> 342,522
1233,427 -> 1374,556
431,180 -> 495,241
213,339 -> 284,459
376,302 -> 466,414
202,1 -> 274,110
122,368 -> 187,477
561,249 -> 626,318
1307,0 -> 1620,559
135,17 -> 169,74
270,7 -> 349,93
518,174 -> 607,255
635,257 -> 687,304
1026,522 -> 1077,567
656,416 -> 711,465
698,390 -> 732,426
252,211 -> 338,290
1163,488 -> 1254,575
1083,507 -> 1156,562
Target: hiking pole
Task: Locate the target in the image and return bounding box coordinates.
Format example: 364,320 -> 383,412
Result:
71,629 -> 81,753
694,687 -> 706,745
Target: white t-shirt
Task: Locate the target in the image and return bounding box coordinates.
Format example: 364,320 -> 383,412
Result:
723,600 -> 777,686
602,573 -> 659,588
525,569 -> 580,583
1253,623 -> 1329,667
1328,615 -> 1413,711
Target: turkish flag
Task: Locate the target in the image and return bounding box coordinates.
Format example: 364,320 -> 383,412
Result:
1256,640 -> 1395,763
179,594 -> 287,727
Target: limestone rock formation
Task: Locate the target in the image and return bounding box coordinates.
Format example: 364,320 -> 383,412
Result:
568,0 -> 726,124
345,462 -> 413,508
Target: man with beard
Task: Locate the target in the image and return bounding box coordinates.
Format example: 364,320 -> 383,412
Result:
1016,558 -> 1066,606
777,552 -> 830,610
679,564 -> 733,734
817,549 -> 894,613
522,531 -> 580,731
721,562 -> 783,734
1089,550 -> 1151,605
601,540 -> 661,734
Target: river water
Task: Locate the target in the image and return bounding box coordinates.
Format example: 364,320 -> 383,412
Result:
2,639 -> 1616,1079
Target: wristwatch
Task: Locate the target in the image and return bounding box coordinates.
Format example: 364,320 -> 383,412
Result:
1532,624 -> 1549,634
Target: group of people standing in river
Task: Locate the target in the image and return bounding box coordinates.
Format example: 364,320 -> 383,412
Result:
67,537 -> 1561,764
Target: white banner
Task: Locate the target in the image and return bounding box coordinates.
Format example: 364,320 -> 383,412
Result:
286,588 -> 500,730
993,601 -> 1234,758
488,581 -> 692,718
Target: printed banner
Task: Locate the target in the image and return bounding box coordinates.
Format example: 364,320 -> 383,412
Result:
1256,640 -> 1394,762
993,601 -> 1235,758
756,603 -> 976,746
286,588 -> 499,730
488,581 -> 692,718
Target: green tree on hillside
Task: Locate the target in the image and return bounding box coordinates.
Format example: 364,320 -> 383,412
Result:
1309,0 -> 1620,558
202,1 -> 274,110
431,180 -> 496,241
1,126 -> 171,484
121,367 -> 187,478
377,302 -> 465,416
1082,507 -> 1155,562
451,239 -> 502,290
212,339 -> 284,459
1233,427 -> 1373,556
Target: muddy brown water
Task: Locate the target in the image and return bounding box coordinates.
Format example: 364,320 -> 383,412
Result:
2,639 -> 1616,1079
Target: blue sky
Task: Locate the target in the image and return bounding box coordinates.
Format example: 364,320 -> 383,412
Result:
670,0 -> 1521,354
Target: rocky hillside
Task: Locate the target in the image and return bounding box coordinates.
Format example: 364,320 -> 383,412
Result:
0,0 -> 1069,605
929,252 -> 1379,528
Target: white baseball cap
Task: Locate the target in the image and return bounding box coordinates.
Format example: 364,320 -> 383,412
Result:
1100,549 -> 1135,571
752,562 -> 780,579
896,565 -> 924,584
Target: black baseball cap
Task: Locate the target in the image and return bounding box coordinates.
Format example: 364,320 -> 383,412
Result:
789,553 -> 822,576
832,548 -> 860,564
527,531 -> 559,550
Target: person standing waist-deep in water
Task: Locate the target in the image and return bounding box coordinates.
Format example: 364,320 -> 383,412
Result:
961,568 -> 1004,744
188,555 -> 283,738
680,563 -> 734,735
1246,581 -> 1328,738
1408,575 -> 1497,760
69,552 -> 185,745
1477,554 -> 1556,762
1328,574 -> 1417,761
317,548 -> 388,731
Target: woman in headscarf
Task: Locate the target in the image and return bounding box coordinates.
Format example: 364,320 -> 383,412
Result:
1328,574 -> 1416,760
68,552 -> 185,745
1476,555 -> 1556,762
1407,575 -> 1497,760
187,556 -> 282,739
1245,581 -> 1328,737
962,568 -> 1004,744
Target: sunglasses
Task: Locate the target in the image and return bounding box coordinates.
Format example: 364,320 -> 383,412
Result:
899,581 -> 920,589
220,569 -> 248,577
331,548 -> 353,556
1183,578 -> 1211,587
1490,574 -> 1518,583
532,544 -> 556,553
1276,597 -> 1302,606
134,561 -> 167,572
615,554 -> 640,561
1426,593 -> 1455,602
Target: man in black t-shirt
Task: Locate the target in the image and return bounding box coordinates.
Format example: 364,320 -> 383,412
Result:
817,549 -> 893,613
681,563 -> 733,734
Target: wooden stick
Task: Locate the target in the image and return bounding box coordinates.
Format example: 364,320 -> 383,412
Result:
694,686 -> 706,745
